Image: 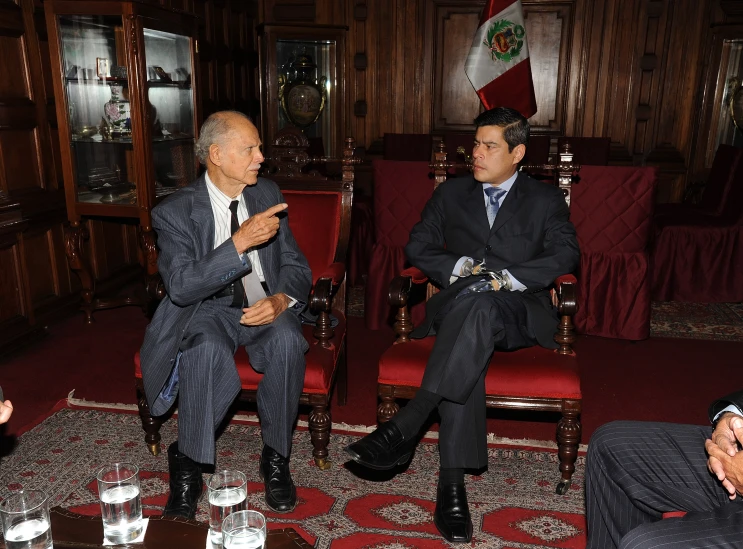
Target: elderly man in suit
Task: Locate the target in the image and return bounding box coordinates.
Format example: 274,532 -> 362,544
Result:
586,390 -> 743,549
346,107 -> 580,543
139,111 -> 311,518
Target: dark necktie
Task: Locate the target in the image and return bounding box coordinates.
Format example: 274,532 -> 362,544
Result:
229,200 -> 267,307
484,186 -> 507,227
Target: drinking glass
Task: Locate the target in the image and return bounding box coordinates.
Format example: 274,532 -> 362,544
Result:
208,470 -> 247,546
96,462 -> 143,543
0,489 -> 53,549
222,510 -> 266,549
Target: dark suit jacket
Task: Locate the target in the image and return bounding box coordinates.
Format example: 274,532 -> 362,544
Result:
709,391 -> 743,422
406,172 -> 580,348
139,174 -> 312,415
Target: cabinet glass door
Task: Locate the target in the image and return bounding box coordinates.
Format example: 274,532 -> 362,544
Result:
143,28 -> 196,197
276,39 -> 337,157
60,15 -> 138,207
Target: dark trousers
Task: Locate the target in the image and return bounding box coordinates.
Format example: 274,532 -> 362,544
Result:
420,291 -> 538,469
586,420 -> 743,549
176,297 -> 307,464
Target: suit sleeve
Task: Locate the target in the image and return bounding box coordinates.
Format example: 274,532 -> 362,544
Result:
405,184 -> 463,288
506,191 -> 581,289
154,200 -> 250,307
708,390 -> 743,422
274,189 -> 312,308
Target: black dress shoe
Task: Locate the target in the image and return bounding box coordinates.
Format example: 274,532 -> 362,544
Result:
259,446 -> 297,513
344,420 -> 416,470
433,481 -> 473,543
162,442 -> 203,519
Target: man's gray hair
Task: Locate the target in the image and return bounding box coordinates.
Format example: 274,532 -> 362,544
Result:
194,111 -> 252,165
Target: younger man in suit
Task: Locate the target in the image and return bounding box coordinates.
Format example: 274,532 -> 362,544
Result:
140,111 -> 312,518
586,390 -> 743,548
346,107 -> 580,542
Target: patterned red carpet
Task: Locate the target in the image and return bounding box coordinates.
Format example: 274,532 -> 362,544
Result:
1,402 -> 586,548
650,302 -> 743,341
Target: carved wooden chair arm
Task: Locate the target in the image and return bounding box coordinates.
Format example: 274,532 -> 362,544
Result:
308,265 -> 345,348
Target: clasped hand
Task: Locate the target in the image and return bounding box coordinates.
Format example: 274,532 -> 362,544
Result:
240,293 -> 290,326
706,412 -> 743,499
232,203 -> 287,254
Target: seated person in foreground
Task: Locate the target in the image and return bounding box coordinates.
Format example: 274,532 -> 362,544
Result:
586,390 -> 743,549
139,111 -> 311,518
345,107 -> 580,543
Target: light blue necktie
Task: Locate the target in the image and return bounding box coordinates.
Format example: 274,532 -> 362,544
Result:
484,186 -> 507,227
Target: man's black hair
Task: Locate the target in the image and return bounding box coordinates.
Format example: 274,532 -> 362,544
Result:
473,107 -> 529,153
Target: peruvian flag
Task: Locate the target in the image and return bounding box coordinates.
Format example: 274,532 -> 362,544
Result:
464,0 -> 537,119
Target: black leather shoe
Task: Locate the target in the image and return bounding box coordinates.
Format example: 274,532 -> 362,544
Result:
162,442 -> 203,519
344,421 -> 416,470
259,446 -> 297,513
433,481 -> 473,543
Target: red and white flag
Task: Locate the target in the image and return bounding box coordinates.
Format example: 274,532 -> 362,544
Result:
464,0 -> 537,119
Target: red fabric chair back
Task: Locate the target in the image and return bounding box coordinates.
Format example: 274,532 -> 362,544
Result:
558,137 -> 611,166
372,160 -> 435,246
365,160 -> 434,329
571,167 -> 656,253
383,133 -> 434,161
282,190 -> 342,283
570,166 -> 657,339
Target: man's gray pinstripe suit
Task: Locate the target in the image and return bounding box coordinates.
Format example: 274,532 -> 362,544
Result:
587,390 -> 743,549
139,173 -> 311,465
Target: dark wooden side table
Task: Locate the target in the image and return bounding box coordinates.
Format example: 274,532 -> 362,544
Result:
26,507 -> 313,549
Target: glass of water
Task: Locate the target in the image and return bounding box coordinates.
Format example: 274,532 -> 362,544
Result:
222,510 -> 266,549
208,470 -> 247,546
0,489 -> 53,549
96,462 -> 143,544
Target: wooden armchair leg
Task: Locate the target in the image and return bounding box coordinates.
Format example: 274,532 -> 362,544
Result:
377,384 -> 400,424
555,399 -> 582,495
136,381 -> 163,456
308,395 -> 332,470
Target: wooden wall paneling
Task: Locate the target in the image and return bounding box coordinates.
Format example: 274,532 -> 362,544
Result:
363,0 -> 429,148
316,0 -> 345,25
645,0 -> 710,202
195,0 -> 217,117
347,0 -> 366,146
429,1 -> 573,135
523,3 -> 573,134
430,1 -> 481,132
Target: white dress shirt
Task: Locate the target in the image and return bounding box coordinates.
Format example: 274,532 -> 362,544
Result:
451,171 -> 526,291
204,172 -> 265,281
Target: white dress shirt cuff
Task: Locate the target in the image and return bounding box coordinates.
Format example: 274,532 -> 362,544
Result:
713,404 -> 743,422
450,256 -> 472,284
502,269 -> 526,292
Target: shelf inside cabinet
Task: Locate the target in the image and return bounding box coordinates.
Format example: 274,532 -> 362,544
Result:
65,78 -> 191,90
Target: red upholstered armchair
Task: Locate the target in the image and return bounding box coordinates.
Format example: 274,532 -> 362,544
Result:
365,160 -> 434,329
378,271 -> 581,495
134,175 -> 353,470
570,166 -> 657,340
375,168 -> 581,494
651,152 -> 743,303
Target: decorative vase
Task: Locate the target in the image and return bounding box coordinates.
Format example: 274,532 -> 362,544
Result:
278,52 -> 327,128
103,85 -> 131,136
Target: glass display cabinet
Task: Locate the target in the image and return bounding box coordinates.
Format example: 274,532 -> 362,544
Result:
258,24 -> 347,161
44,1 -> 199,322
